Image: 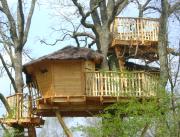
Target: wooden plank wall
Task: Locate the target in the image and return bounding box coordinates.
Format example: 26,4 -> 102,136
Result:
34,61 -> 54,98
52,61 -> 83,96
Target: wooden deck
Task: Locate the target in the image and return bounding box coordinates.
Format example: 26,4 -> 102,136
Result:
1,71 -> 159,118
0,93 -> 44,127
30,71 -> 159,117
33,95 -> 156,117
111,17 -> 159,47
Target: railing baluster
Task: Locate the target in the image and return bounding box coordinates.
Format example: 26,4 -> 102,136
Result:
85,71 -> 159,98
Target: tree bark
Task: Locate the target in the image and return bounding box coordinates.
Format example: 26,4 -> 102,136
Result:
99,27 -> 112,69
14,50 -> 24,93
158,0 -> 169,90
0,93 -> 11,114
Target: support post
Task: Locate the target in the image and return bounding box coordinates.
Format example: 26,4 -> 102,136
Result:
56,111 -> 73,137
115,47 -> 125,71
28,126 -> 37,137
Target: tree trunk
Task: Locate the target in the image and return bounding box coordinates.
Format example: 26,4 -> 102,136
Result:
99,28 -> 112,70
158,0 -> 169,90
14,50 -> 24,93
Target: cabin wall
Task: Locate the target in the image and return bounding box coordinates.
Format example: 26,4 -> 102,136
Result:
30,61 -> 54,98
52,60 -> 84,96
25,60 -> 96,98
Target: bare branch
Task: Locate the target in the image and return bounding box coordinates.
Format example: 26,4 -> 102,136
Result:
0,93 -> 11,114
115,0 -> 129,16
72,0 -> 94,28
173,41 -> 180,88
142,0 -> 151,10
0,0 -> 18,43
73,32 -> 95,40
144,6 -> 161,13
40,33 -> 72,46
0,53 -> 17,92
17,0 -> 25,46
90,0 -> 101,27
88,40 -> 96,48
74,36 -> 80,47
0,6 -> 4,13
174,13 -> 180,22
169,1 -> 180,15
23,0 -> 36,45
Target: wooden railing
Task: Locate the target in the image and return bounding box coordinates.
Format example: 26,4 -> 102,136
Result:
6,93 -> 33,119
85,71 -> 159,97
111,17 -> 159,43
27,82 -> 41,108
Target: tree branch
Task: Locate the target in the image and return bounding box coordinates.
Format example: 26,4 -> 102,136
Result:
99,0 -> 107,25
0,53 -> 17,92
142,0 -> 151,10
90,0 -> 102,28
72,0 -> 94,28
0,93 -> 11,114
0,6 -> 4,13
144,6 -> 161,13
40,33 -> 72,46
169,1 -> 180,15
0,0 -> 18,43
115,0 -> 129,15
23,0 -> 36,45
73,32 -> 96,40
17,0 -> 25,46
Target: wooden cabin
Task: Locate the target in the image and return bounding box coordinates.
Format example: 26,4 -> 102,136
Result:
22,46 -> 159,117
24,46 -> 103,98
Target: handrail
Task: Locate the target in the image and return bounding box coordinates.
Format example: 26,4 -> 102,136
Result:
85,71 -> 159,97
6,93 -> 33,119
111,17 -> 159,43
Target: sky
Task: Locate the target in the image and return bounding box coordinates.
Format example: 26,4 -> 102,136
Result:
0,0 -> 180,136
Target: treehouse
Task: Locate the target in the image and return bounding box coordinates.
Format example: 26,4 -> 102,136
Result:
0,17 -> 160,132
110,17 -> 159,70
22,45 -> 159,117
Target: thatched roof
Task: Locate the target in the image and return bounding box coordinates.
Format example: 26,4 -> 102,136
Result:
24,46 -> 103,67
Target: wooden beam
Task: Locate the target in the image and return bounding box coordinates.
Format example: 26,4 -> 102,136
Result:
56,111 -> 73,137
115,47 -> 125,71
28,126 -> 36,137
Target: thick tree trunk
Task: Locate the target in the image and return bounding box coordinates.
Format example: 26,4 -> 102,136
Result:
99,28 -> 112,70
158,0 -> 169,90
14,50 -> 24,93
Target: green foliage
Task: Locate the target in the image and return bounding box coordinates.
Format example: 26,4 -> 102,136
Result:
75,93 -> 179,137
2,128 -> 24,137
